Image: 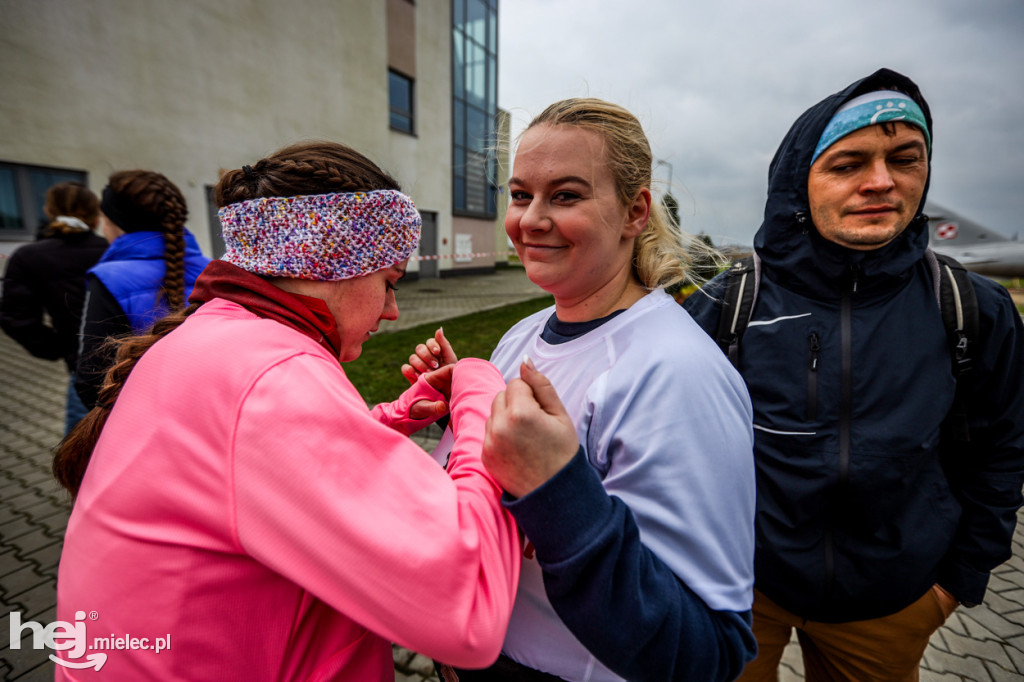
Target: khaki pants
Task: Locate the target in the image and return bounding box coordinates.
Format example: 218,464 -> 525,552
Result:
738,586 -> 958,682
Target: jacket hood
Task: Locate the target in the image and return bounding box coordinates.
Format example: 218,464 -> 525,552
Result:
753,68 -> 933,297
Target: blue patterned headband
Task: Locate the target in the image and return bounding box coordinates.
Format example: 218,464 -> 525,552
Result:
218,190 -> 421,281
812,90 -> 930,165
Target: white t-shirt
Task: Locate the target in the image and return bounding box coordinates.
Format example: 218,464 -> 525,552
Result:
490,289 -> 756,681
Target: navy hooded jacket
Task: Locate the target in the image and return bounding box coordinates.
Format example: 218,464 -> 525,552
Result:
685,68 -> 1024,622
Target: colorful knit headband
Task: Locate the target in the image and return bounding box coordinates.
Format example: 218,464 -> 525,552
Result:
218,190 -> 421,281
812,90 -> 931,165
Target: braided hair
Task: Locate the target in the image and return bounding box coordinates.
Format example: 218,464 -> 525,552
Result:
104,170 -> 189,310
216,141 -> 400,207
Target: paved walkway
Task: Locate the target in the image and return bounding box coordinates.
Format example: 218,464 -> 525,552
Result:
1,267 -> 1022,681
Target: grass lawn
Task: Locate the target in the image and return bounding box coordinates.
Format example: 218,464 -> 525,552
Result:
345,295 -> 554,406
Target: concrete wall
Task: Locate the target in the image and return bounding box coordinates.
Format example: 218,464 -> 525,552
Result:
0,0 -> 456,273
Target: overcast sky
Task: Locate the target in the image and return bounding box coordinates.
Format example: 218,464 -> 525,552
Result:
498,0 -> 1024,246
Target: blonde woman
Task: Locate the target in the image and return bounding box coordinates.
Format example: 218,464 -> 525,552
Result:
409,99 -> 757,681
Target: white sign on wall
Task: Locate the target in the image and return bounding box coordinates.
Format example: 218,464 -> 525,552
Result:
455,234 -> 473,263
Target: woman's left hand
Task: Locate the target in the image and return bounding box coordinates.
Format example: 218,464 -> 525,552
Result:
402,328 -> 459,385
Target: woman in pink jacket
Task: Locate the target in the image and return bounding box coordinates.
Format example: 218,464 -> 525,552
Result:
52,141 -> 520,681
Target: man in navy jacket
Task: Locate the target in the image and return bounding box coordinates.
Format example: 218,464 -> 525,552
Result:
685,68 -> 1024,680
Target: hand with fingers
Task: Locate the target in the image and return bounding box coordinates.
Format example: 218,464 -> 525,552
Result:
404,328 -> 460,421
483,356 -> 580,499
402,327 -> 459,386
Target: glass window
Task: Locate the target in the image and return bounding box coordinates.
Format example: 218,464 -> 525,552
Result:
452,34 -> 465,98
389,70 -> 414,134
452,0 -> 498,218
0,162 -> 87,238
465,42 -> 486,107
467,106 -> 487,153
466,0 -> 487,43
0,168 -> 21,230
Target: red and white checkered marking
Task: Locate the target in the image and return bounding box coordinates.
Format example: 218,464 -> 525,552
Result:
935,222 -> 958,240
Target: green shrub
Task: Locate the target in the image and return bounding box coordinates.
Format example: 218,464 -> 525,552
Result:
345,295 -> 554,406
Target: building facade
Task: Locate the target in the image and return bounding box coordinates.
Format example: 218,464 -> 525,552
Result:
0,0 -> 505,276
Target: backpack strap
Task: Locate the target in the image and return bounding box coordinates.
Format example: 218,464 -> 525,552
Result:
924,248 -> 979,441
715,253 -> 761,367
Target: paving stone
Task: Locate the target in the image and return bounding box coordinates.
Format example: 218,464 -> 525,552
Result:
1004,644 -> 1024,674
14,499 -> 65,524
944,632 -> 1015,670
1,527 -> 61,561
988,574 -> 1018,594
0,565 -> 49,599
9,582 -> 57,621
1005,633 -> 1024,656
395,672 -> 423,682
0,517 -> 37,543
999,588 -> 1024,609
21,541 -> 62,575
12,661 -> 58,682
920,670 -> 970,682
943,611 -> 971,636
927,648 -> 994,679
0,479 -> 25,499
406,652 -> 438,677
778,665 -> 804,682
0,491 -> 46,515
32,509 -> 69,537
0,626 -> 52,680
963,608 -> 1024,640
983,660 -> 1023,682
985,591 -> 1024,615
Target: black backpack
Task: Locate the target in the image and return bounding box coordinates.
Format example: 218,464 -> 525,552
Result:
712,249 -> 979,441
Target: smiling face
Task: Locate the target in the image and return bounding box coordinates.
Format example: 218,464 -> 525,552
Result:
807,122 -> 929,251
505,124 -> 649,318
276,261 -> 406,362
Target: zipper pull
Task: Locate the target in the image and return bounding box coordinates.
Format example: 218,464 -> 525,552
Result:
809,332 -> 820,371
849,265 -> 860,294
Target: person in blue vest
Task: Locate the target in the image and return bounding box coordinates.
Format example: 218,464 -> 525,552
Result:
684,68 -> 1024,680
75,169 -> 210,408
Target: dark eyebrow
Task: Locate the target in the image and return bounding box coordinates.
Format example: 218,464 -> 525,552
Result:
890,140 -> 927,154
823,139 -> 927,162
508,175 -> 592,187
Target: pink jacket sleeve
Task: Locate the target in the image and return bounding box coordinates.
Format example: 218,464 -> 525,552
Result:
231,355 -> 519,667
370,374 -> 446,436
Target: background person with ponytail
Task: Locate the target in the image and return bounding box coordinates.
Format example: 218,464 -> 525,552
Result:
52,141 -> 519,680
407,99 -> 757,681
0,181 -> 108,432
74,169 -> 209,408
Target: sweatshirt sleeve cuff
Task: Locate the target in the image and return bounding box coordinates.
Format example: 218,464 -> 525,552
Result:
502,447 -> 615,562
938,558 -> 990,606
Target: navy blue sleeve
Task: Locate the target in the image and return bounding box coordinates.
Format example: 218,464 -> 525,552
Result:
937,277 -> 1024,605
75,275 -> 130,408
504,449 -> 757,682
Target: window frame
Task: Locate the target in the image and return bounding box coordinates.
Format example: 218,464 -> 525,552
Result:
0,161 -> 88,240
389,69 -> 416,136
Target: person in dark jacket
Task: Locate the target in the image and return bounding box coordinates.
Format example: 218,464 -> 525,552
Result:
0,181 -> 108,432
75,169 -> 210,408
684,68 -> 1024,680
